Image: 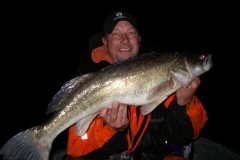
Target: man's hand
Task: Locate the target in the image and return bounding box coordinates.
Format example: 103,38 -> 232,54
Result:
176,77 -> 201,106
99,102 -> 129,132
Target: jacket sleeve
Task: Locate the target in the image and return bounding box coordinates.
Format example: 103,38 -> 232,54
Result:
162,94 -> 208,144
66,115 -> 127,159
185,96 -> 208,139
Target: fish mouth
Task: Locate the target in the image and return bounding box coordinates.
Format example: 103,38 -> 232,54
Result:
204,54 -> 213,71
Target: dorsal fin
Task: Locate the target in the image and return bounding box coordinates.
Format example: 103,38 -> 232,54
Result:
46,73 -> 94,115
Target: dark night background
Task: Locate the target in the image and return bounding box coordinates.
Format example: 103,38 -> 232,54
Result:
1,2 -> 239,157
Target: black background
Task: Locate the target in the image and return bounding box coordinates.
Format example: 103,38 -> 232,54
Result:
1,2 -> 239,155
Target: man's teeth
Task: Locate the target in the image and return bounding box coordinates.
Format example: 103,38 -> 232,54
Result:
120,48 -> 130,51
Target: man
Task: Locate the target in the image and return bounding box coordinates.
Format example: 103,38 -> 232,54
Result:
66,11 -> 207,160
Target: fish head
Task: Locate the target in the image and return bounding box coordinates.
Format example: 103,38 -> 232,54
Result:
170,52 -> 213,85
185,52 -> 213,77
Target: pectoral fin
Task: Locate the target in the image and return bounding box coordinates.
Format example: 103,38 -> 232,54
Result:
142,96 -> 168,115
142,78 -> 178,115
74,113 -> 98,136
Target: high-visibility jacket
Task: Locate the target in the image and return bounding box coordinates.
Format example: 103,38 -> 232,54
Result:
66,46 -> 208,159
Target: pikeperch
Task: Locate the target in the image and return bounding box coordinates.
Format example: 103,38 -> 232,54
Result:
0,51 -> 213,160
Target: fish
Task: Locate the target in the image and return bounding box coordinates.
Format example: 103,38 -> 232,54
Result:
0,51 -> 213,160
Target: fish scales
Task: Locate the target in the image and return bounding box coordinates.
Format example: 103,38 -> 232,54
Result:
0,51 -> 213,160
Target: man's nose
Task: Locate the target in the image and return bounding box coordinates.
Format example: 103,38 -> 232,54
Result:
121,33 -> 130,43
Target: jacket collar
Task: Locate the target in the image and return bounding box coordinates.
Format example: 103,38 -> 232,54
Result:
91,46 -> 114,64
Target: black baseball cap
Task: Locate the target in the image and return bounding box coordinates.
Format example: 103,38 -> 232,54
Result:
103,11 -> 138,34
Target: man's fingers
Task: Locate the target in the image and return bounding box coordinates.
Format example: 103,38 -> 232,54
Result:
118,104 -> 128,121
99,108 -> 109,120
121,105 -> 128,124
100,102 -> 129,131
184,78 -> 201,88
117,104 -> 125,122
110,102 -> 119,121
100,108 -> 107,117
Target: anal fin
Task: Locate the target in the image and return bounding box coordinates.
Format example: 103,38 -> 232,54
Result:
74,113 -> 98,136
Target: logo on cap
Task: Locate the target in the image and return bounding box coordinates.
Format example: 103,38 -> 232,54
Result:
116,12 -> 123,17
114,11 -> 127,21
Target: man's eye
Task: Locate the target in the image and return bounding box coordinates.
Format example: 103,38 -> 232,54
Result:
112,33 -> 121,38
128,31 -> 137,35
127,31 -> 138,38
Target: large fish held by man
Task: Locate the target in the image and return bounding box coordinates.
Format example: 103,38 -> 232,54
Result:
0,51 -> 213,160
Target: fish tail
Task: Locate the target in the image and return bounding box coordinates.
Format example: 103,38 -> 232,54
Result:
0,127 -> 52,160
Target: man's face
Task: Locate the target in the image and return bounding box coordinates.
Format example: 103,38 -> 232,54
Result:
103,21 -> 141,62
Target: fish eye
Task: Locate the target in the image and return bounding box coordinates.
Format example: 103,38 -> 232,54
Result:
200,53 -> 206,61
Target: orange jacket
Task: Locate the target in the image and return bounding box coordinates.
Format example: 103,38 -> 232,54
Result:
67,46 -> 208,158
